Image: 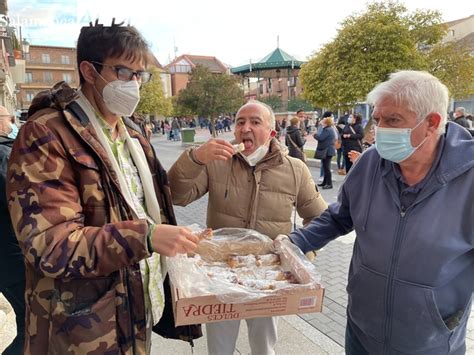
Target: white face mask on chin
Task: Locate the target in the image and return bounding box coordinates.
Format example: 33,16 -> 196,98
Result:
102,80 -> 140,117
240,145 -> 269,166
240,130 -> 273,166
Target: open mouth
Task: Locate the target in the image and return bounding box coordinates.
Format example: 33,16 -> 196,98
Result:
242,138 -> 254,151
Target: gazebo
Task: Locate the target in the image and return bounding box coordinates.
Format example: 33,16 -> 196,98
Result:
231,47 -> 305,111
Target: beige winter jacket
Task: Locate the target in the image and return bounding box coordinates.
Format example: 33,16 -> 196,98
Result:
168,139 -> 328,238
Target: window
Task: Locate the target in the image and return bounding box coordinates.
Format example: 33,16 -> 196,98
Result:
26,91 -> 35,102
25,72 -> 33,83
288,77 -> 297,87
63,73 -> 72,83
44,72 -> 53,82
42,54 -> 51,63
61,55 -> 70,64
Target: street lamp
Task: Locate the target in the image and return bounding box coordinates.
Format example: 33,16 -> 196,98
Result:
21,39 -> 29,59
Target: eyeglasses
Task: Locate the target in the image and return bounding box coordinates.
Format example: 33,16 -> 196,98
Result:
91,61 -> 152,83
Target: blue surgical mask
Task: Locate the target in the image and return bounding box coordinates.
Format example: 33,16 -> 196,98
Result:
375,119 -> 427,163
8,123 -> 19,139
347,116 -> 354,124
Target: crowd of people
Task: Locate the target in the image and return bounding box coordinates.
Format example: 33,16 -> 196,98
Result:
0,20 -> 473,355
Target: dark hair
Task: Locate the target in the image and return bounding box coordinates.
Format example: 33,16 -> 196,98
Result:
354,113 -> 362,124
296,109 -> 304,114
322,111 -> 333,118
77,19 -> 150,84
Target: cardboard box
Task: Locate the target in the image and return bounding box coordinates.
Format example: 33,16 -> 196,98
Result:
172,283 -> 325,326
169,229 -> 325,325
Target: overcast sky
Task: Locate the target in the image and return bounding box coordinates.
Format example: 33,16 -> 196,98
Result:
8,0 -> 472,67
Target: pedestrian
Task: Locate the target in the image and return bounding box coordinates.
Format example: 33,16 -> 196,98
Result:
335,115 -> 346,175
6,20 -> 199,354
171,117 -> 181,141
314,112 -> 337,189
0,106 -> 25,355
341,113 -> 364,173
296,108 -> 307,136
168,100 -> 328,355
452,106 -> 470,129
276,70 -> 474,355
285,116 -> 307,162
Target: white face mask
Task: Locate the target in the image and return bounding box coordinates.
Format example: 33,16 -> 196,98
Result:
240,130 -> 273,166
240,145 -> 269,166
102,80 -> 140,117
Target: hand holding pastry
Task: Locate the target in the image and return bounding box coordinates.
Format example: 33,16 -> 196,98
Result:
193,139 -> 235,164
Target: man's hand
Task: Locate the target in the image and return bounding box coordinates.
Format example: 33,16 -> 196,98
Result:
273,234 -> 291,252
348,150 -> 361,163
194,139 -> 235,164
151,225 -> 199,257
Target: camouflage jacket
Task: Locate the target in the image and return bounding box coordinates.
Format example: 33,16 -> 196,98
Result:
7,82 -> 176,354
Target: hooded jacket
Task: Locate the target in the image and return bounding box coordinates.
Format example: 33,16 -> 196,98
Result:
290,122 -> 473,354
6,82 -> 177,354
168,139 -> 328,238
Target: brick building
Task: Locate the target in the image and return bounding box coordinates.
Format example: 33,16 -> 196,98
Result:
17,45 -> 78,111
164,54 -> 229,96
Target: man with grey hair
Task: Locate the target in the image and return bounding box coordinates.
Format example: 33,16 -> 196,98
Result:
168,100 -> 328,355
453,106 -> 470,129
276,71 -> 473,354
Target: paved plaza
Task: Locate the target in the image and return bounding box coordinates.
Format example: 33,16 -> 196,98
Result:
1,129 -> 473,354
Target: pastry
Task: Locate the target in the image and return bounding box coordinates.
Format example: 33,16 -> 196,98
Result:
233,143 -> 245,154
194,228 -> 213,241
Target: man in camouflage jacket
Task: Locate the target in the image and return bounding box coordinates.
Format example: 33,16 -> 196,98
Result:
6,21 -> 198,354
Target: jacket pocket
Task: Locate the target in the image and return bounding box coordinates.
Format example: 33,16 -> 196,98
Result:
68,148 -> 100,170
390,279 -> 450,353
49,288 -> 118,354
346,265 -> 386,343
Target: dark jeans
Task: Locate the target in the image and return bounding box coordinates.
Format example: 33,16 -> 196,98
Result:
345,321 -> 369,355
321,156 -> 332,186
344,153 -> 353,173
0,280 -> 25,355
337,148 -> 345,169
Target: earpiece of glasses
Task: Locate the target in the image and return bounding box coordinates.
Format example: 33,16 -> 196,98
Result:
91,61 -> 152,83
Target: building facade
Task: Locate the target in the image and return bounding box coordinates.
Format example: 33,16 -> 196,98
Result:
17,45 -> 78,112
0,23 -> 19,115
165,54 -> 229,96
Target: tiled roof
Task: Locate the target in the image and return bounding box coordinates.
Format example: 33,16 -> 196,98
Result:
444,14 -> 474,28
457,32 -> 474,50
184,55 -> 228,73
165,54 -> 228,73
147,53 -> 162,69
231,47 -> 304,75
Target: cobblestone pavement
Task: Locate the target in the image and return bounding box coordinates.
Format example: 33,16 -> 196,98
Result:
1,131 -> 472,354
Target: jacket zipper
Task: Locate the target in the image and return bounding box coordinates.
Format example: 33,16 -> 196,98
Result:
246,167 -> 258,228
124,267 -> 137,355
382,206 -> 408,354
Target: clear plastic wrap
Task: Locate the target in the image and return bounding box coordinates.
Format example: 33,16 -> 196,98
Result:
167,227 -> 322,303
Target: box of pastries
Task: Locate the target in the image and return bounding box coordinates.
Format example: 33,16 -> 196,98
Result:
167,228 -> 325,326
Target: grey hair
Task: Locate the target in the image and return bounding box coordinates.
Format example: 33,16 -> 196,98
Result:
240,100 -> 276,130
455,107 -> 465,115
366,70 -> 449,134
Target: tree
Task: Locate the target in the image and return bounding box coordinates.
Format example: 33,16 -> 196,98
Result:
176,65 -> 244,136
136,66 -> 172,117
300,1 -> 474,108
260,95 -> 282,111
426,42 -> 474,99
